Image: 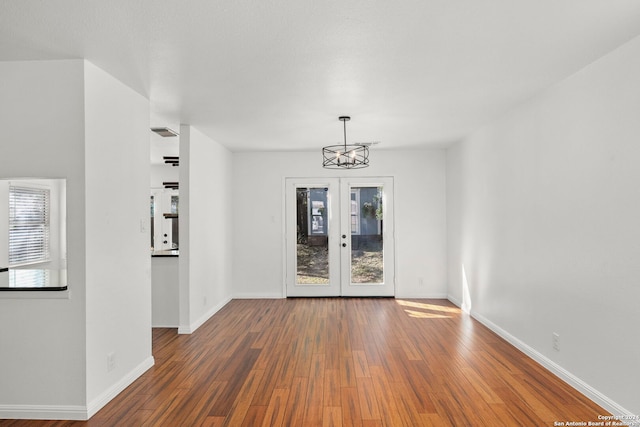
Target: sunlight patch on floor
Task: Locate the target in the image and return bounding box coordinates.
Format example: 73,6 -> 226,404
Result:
395,299 -> 460,319
403,309 -> 451,319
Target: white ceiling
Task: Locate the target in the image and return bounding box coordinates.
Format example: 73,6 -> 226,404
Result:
2,0 -> 640,157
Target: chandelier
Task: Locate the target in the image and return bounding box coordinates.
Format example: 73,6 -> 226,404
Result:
322,116 -> 369,169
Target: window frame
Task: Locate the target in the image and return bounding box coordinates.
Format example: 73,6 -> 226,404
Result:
8,184 -> 51,267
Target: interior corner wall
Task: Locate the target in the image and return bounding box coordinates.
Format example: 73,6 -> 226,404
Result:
231,149 -> 447,299
446,35 -> 640,414
179,125 -> 233,334
83,61 -> 153,412
0,60 -> 87,414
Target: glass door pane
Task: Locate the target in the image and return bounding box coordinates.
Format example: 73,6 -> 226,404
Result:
296,187 -> 329,284
350,186 -> 383,284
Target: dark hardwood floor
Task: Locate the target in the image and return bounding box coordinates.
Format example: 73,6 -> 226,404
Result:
1,298 -> 609,426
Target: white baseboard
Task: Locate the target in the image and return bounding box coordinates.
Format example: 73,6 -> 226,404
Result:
447,295 -> 632,417
447,294 -> 463,308
232,293 -> 451,299
395,293 -> 449,299
233,293 -> 448,299
178,296 -> 232,334
152,323 -> 179,328
233,292 -> 284,299
86,355 -> 155,419
0,404 -> 88,421
0,356 -> 155,421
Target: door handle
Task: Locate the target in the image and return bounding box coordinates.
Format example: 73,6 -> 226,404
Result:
342,243 -> 347,247
342,234 -> 347,239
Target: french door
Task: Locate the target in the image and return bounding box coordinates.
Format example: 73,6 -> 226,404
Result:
285,177 -> 395,297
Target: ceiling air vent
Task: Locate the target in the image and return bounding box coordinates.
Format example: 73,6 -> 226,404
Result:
151,127 -> 179,137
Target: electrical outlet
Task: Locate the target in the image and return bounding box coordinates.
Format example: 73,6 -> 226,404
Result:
418,277 -> 424,286
107,352 -> 116,372
552,333 -> 560,351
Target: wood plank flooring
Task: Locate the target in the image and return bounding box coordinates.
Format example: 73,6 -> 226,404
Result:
1,298 -> 610,426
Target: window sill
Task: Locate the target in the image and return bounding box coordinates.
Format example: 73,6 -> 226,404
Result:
0,269 -> 68,297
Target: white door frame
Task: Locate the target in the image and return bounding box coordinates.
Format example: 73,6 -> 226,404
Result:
285,178 -> 341,297
285,177 -> 395,297
340,177 -> 395,297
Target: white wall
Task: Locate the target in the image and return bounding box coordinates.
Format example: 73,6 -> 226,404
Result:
232,149 -> 447,298
179,125 -> 233,333
151,163 -> 180,327
0,59 -> 153,420
151,257 -> 179,327
447,35 -> 640,415
84,61 -> 153,412
0,60 -> 87,414
151,164 -> 179,189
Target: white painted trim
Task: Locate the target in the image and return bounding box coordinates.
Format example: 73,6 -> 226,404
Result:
233,292 -> 285,299
86,355 -> 155,419
396,293 -> 449,299
0,404 -> 88,421
281,176 -> 288,300
151,323 -> 179,328
447,294 -> 462,308
447,296 -> 633,417
178,296 -> 232,334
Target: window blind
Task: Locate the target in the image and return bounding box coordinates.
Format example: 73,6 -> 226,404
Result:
9,185 -> 51,266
